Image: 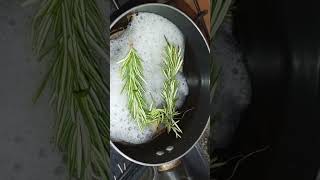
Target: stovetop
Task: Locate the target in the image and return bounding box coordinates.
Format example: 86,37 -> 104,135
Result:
111,144 -> 209,180
110,0 -> 210,180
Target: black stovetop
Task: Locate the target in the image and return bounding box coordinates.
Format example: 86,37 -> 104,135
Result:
111,144 -> 209,180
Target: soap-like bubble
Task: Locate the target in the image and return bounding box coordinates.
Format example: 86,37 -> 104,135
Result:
110,12 -> 189,144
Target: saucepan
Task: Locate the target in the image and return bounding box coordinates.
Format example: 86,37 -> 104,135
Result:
110,3 -> 210,179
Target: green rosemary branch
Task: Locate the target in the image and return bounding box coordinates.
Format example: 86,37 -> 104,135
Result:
161,39 -> 184,138
32,0 -> 110,179
118,40 -> 183,138
118,48 -> 154,129
211,0 -> 233,41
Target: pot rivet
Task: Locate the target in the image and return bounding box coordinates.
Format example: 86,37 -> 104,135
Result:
166,146 -> 174,152
156,151 -> 165,156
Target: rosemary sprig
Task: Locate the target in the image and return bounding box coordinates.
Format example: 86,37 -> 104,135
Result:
118,39 -> 183,138
161,39 -> 184,138
211,0 -> 233,41
31,0 -> 110,179
118,48 -> 153,129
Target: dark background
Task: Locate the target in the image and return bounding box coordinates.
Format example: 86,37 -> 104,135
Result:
217,0 -> 320,180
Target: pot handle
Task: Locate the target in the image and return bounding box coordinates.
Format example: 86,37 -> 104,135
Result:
157,160 -> 191,180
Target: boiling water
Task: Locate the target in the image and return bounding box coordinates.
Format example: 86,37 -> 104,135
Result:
110,12 -> 189,144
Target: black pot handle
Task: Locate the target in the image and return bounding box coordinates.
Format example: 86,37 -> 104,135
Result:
157,160 -> 191,180
116,160 -> 191,180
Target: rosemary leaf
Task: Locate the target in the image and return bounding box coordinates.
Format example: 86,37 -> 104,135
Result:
211,0 -> 233,41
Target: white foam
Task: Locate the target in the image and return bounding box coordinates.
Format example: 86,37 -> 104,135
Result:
110,12 -> 189,144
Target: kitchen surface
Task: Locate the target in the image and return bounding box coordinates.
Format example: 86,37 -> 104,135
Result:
0,1 -> 67,179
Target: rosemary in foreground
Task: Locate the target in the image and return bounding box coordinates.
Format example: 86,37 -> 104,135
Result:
211,0 -> 233,41
32,0 -> 110,179
161,39 -> 184,138
118,48 -> 152,129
